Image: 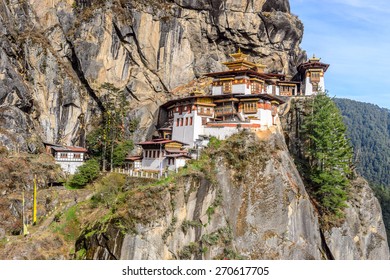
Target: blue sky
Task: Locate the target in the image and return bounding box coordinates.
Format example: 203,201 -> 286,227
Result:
289,0 -> 390,109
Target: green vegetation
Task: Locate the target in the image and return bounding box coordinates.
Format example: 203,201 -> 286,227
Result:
181,220 -> 203,234
334,98 -> 390,187
52,205 -> 81,242
301,93 -> 353,219
87,83 -> 136,171
334,98 -> 390,246
178,242 -> 200,260
89,173 -> 126,208
206,189 -> 223,223
372,186 -> 390,246
67,159 -> 100,189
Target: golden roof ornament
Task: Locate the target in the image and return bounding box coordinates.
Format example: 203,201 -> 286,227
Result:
223,49 -> 256,70
309,54 -> 320,62
229,48 -> 248,61
190,88 -> 204,96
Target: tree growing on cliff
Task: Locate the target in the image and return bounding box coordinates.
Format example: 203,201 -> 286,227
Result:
86,83 -> 134,170
301,92 -> 353,218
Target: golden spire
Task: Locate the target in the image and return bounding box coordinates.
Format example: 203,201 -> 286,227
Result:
309,54 -> 320,62
229,48 -> 248,61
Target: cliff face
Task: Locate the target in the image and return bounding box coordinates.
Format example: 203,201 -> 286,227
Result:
74,130 -> 389,260
75,132 -> 323,260
0,0 -> 305,150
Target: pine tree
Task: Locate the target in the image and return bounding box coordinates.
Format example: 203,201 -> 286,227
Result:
302,92 -> 353,217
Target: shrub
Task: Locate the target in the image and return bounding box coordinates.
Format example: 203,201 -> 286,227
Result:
67,159 -> 100,188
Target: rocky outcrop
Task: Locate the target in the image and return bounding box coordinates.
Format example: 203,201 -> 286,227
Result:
324,177 -> 389,260
76,132 -> 325,259
76,129 -> 389,260
0,0 -> 305,150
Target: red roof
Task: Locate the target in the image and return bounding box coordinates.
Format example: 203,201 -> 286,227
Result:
51,145 -> 87,153
66,146 -> 88,152
137,139 -> 187,146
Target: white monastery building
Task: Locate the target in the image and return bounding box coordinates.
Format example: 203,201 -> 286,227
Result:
131,51 -> 329,172
44,143 -> 87,175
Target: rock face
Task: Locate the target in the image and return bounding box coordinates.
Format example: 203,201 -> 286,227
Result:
324,176 -> 389,260
77,132 -> 324,259
75,131 -> 389,260
0,0 -> 305,150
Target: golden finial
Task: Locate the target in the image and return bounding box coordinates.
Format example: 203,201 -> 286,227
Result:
309,54 -> 320,62
229,48 -> 248,61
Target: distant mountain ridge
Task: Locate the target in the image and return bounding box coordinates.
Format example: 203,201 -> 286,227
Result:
334,98 -> 390,187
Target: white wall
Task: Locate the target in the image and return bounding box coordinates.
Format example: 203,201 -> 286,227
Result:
141,149 -> 167,171
304,76 -> 313,95
304,75 -> 325,95
319,77 -> 325,93
232,84 -> 251,95
57,161 -> 84,175
258,109 -> 273,127
203,126 -> 240,140
167,158 -> 188,172
172,111 -> 195,147
171,111 -> 205,147
212,86 -> 222,95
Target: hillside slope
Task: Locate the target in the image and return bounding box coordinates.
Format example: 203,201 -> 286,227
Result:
334,98 -> 390,187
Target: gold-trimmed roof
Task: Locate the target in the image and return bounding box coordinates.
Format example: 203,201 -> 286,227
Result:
223,49 -> 257,71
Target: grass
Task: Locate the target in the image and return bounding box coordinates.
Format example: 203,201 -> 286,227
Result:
52,205 -> 81,242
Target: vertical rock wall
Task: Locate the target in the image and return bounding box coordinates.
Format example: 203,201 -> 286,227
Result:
0,0 -> 305,149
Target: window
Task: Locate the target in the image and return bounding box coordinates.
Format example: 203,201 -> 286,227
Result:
189,117 -> 193,126
251,82 -> 260,93
223,81 -> 232,93
60,153 -> 67,158
180,118 -> 183,126
311,72 -> 320,82
185,117 -> 188,126
153,151 -> 156,158
74,153 -> 81,159
176,118 -> 179,126
243,102 -> 257,113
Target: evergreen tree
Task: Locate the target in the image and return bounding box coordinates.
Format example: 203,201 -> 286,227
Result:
302,93 -> 353,217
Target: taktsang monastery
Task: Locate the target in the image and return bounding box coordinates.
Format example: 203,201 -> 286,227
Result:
129,51 -> 329,173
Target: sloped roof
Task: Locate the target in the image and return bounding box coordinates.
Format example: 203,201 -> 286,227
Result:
51,146 -> 87,153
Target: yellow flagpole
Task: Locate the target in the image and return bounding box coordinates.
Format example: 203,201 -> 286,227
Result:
22,191 -> 28,236
33,175 -> 37,225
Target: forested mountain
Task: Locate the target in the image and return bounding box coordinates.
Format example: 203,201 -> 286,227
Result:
334,98 -> 390,246
334,98 -> 390,187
